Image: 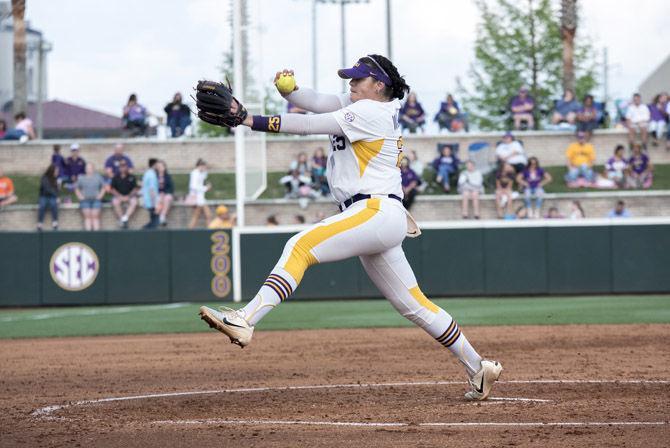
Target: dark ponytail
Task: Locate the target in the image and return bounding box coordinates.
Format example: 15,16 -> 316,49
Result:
364,54 -> 410,101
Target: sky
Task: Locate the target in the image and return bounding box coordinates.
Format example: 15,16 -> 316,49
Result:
17,0 -> 670,128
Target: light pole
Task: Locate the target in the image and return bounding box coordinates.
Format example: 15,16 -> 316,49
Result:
36,38 -> 52,140
316,0 -> 369,92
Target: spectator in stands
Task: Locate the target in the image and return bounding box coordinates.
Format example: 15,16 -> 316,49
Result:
625,93 -> 650,148
517,156 -> 552,219
110,160 -> 139,229
400,156 -> 420,210
155,160 -> 174,227
122,94 -> 148,136
294,214 -> 306,224
64,144 -> 86,193
75,163 -> 105,231
187,159 -> 212,229
495,131 -> 527,173
626,143 -> 653,189
458,160 -> 484,219
569,200 -> 585,219
266,215 -> 279,226
607,200 -> 631,218
311,147 -> 329,196
545,207 -> 563,219
565,131 -> 596,187
648,93 -> 668,147
104,144 -> 134,180
37,164 -> 60,231
164,92 -> 192,138
1,112 -> 36,141
510,86 -> 535,130
0,167 -> 18,209
290,151 -> 311,177
408,150 -> 424,178
434,94 -> 465,132
605,145 -> 628,189
0,119 -> 6,138
495,162 -> 516,218
142,158 -> 160,229
280,169 -> 316,203
208,205 -> 236,229
51,145 -> 68,184
432,145 -> 459,193
575,94 -> 599,140
399,92 -> 426,134
551,89 -> 581,126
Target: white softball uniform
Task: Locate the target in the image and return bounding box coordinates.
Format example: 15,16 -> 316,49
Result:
240,88 -> 483,376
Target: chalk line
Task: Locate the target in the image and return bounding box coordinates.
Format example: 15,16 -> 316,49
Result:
150,419 -> 669,428
32,379 -> 669,419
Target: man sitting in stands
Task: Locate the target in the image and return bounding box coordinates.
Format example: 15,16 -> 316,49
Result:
552,89 -> 581,126
510,86 -> 535,130
565,131 -> 596,187
625,93 -> 650,149
575,95 -> 599,140
495,131 -> 527,173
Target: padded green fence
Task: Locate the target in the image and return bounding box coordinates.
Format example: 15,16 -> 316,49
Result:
0,230 -> 232,306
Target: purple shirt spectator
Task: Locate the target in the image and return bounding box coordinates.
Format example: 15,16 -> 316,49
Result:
126,104 -> 147,122
65,156 -> 86,179
52,152 -> 67,176
522,167 -> 545,189
629,153 -> 649,174
606,156 -> 628,174
510,94 -> 535,113
105,154 -> 134,177
648,103 -> 668,122
400,102 -> 425,119
401,166 -> 420,188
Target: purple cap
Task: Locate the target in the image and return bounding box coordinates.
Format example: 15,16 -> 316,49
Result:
577,131 -> 586,138
503,131 -> 513,138
338,56 -> 392,86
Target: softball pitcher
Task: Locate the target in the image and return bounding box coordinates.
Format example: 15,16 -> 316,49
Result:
196,54 -> 502,400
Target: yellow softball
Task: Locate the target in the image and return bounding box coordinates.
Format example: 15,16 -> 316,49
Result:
276,73 -> 296,95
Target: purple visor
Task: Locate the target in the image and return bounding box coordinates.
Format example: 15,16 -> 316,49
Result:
338,57 -> 392,86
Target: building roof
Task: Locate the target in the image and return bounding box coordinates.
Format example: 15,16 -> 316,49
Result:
2,100 -> 122,130
639,54 -> 670,101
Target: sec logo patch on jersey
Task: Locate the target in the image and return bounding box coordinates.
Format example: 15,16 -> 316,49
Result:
344,112 -> 355,122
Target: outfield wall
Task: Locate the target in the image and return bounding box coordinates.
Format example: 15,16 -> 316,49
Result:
0,230 -> 233,307
237,219 -> 670,300
1,220 -> 668,307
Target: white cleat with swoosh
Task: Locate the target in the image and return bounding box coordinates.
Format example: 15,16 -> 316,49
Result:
199,306 -> 254,348
464,360 -> 503,400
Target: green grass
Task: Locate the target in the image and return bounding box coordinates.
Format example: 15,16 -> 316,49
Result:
1,295 -> 668,339
8,165 -> 670,205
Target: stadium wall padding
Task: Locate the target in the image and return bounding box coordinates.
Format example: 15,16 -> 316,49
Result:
1,224 -> 669,307
239,224 -> 670,299
0,230 -> 232,306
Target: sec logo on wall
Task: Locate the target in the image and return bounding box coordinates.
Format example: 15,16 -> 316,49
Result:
49,242 -> 100,291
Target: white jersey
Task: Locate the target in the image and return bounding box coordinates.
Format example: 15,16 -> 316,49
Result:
328,95 -> 404,204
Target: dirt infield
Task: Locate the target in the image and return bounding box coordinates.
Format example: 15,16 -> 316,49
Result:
1,324 -> 669,447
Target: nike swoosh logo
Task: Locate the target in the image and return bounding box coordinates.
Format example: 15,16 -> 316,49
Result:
222,317 -> 245,329
475,376 -> 485,393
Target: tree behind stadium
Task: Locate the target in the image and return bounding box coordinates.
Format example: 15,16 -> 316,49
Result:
458,0 -> 597,131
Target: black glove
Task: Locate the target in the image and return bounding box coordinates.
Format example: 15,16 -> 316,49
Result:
195,79 -> 248,128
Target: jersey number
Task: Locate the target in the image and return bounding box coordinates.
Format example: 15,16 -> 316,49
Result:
330,135 -> 346,152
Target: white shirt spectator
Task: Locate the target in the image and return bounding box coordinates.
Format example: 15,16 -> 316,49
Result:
495,140 -> 527,166
458,169 -> 484,193
626,104 -> 650,124
189,168 -> 209,206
